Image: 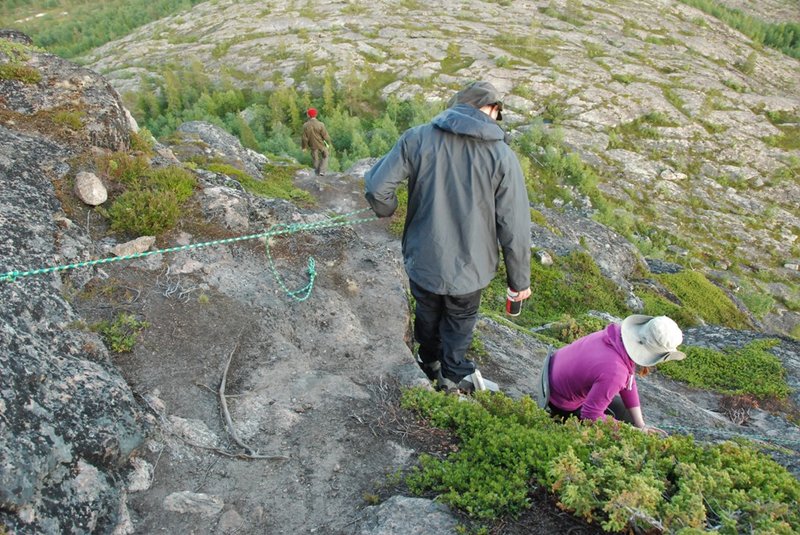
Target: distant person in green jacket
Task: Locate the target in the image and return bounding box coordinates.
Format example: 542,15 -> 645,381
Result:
301,108 -> 332,176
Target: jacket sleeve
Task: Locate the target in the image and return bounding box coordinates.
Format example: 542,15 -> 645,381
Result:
301,124 -> 308,150
495,149 -> 531,291
364,134 -> 412,218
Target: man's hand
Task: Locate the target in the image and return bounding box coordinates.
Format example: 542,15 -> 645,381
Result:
510,287 -> 531,301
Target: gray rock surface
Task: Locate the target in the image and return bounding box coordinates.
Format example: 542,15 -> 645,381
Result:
354,496 -> 459,535
1,40 -> 130,151
0,126 -> 145,533
175,121 -> 268,181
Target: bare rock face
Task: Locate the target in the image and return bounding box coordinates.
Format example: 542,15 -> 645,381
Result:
0,32 -> 131,152
0,34 -> 145,534
174,121 -> 268,181
354,496 -> 460,535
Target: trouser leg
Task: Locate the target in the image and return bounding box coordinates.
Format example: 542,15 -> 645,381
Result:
318,150 -> 329,175
409,279 -> 481,383
409,279 -> 442,366
439,290 -> 481,381
311,149 -> 321,174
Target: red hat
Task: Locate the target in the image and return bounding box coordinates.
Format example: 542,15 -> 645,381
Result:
307,108 -> 317,118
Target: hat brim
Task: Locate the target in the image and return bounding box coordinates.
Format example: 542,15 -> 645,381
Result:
621,315 -> 686,366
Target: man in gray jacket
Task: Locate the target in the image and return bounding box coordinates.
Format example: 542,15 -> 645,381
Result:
365,81 -> 532,392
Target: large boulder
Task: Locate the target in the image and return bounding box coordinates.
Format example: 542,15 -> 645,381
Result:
0,35 -> 146,532
0,30 -> 132,151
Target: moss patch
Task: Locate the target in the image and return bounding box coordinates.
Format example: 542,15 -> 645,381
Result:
659,339 -> 790,399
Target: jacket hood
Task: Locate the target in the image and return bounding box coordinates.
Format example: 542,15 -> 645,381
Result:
604,323 -> 636,374
431,104 -> 505,141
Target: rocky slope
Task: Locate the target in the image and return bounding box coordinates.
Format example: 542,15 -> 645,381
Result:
2,4 -> 800,533
81,0 -> 800,336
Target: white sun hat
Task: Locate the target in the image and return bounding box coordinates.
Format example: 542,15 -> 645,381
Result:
621,315 -> 686,367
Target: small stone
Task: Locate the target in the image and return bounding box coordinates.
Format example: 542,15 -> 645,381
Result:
217,509 -> 244,533
111,236 -> 156,257
163,491 -> 224,516
534,250 -> 553,266
74,171 -> 107,206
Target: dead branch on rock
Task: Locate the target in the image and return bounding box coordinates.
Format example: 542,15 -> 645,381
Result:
219,332 -> 252,452
216,329 -> 288,460
135,389 -> 287,462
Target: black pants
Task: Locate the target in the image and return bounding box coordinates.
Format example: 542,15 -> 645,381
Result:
409,279 -> 482,383
548,396 -> 634,425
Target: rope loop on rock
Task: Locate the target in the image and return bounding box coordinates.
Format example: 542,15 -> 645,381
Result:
1,208 -> 377,303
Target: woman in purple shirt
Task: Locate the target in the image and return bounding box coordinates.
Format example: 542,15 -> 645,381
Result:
538,315 -> 686,435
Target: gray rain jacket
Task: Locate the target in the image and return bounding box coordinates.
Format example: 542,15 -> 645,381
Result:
365,103 -> 531,295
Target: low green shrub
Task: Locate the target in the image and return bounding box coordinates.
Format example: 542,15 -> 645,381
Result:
0,62 -> 41,83
107,189 -> 181,235
206,162 -> 314,205
94,312 -> 149,353
98,152 -> 151,187
387,184 -> 408,237
53,110 -> 84,130
656,271 -> 750,328
129,128 -> 156,154
659,339 -> 790,398
147,166 -> 196,202
639,291 -> 701,327
482,251 -> 629,326
100,152 -> 197,236
401,388 -> 800,532
537,314 -> 608,345
0,40 -> 42,83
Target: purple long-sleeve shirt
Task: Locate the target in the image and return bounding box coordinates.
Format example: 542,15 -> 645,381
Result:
548,323 -> 640,421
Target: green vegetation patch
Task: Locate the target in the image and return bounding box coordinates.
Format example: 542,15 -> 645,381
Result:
206,162 -> 314,206
513,122 -> 607,212
93,312 -> 149,353
402,388 -> 800,532
659,339 -> 790,398
53,109 -> 84,130
491,34 -> 554,67
656,271 -> 750,328
99,152 -> 197,236
677,0 -> 800,60
763,125 -> 800,151
0,39 -> 42,83
607,111 -> 678,150
440,43 -> 474,75
481,251 -> 629,327
1,0 -> 206,59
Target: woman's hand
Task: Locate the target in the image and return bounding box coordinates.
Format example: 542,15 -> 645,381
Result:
641,425 -> 668,438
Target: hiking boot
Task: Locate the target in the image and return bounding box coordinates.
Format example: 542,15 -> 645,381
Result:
414,352 -> 441,382
434,370 -> 462,394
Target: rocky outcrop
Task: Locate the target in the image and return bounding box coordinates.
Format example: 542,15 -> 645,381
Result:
0,125 -> 145,534
0,34 -> 145,533
0,34 -> 132,152
174,121 -> 268,180
354,496 -> 459,535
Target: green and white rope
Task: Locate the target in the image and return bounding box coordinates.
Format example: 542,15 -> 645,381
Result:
1,208 -> 377,302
